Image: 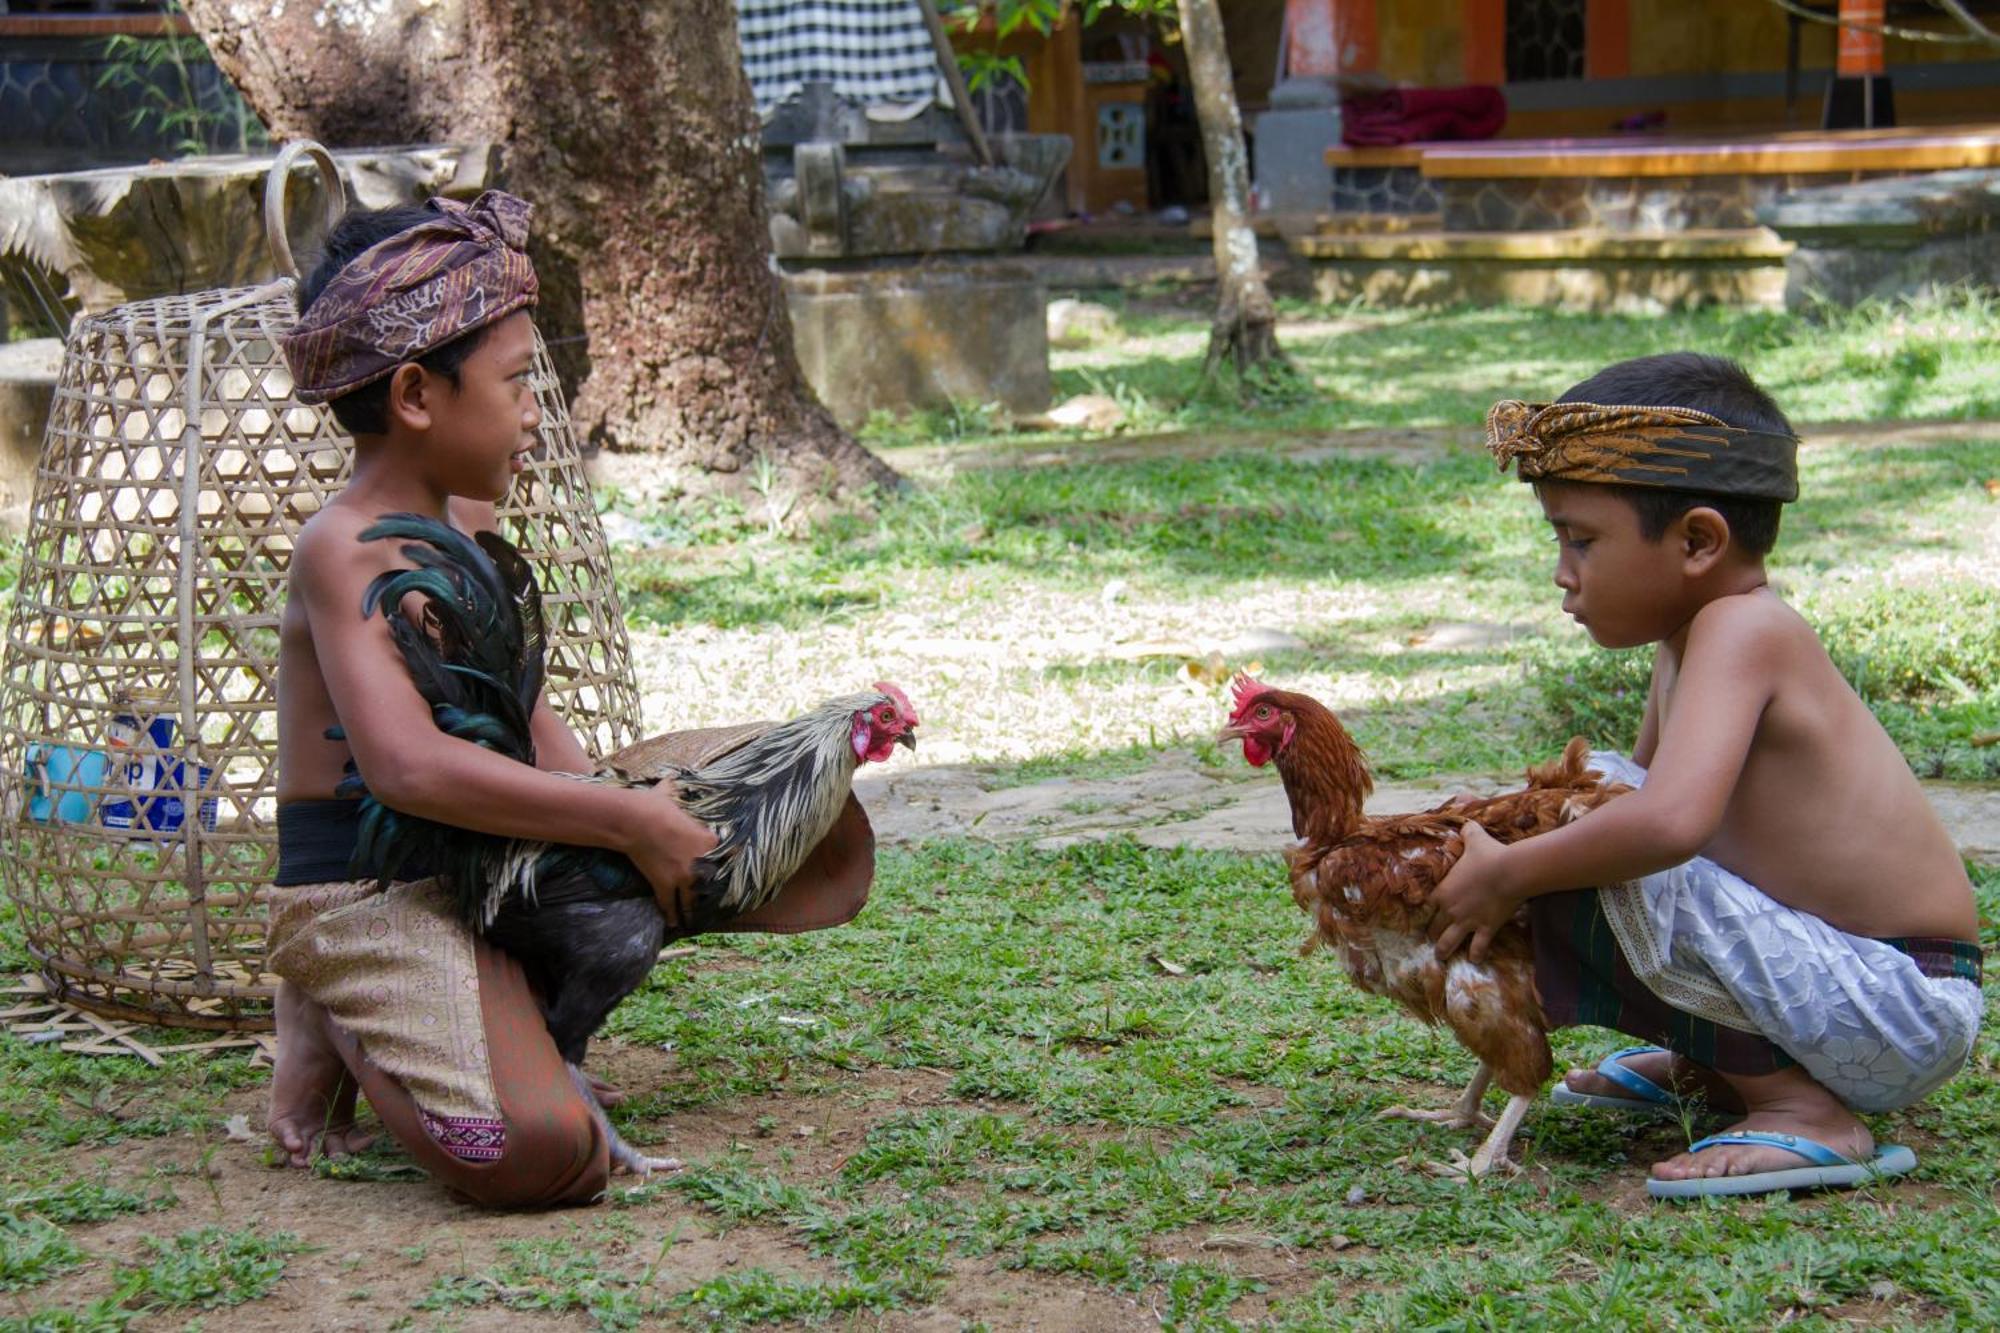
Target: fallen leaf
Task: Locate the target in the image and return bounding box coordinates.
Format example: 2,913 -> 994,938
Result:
222,1113 -> 257,1143
1180,652 -> 1231,688
1149,954 -> 1187,976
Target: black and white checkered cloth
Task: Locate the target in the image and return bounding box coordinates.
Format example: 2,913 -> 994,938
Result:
737,0 -> 948,116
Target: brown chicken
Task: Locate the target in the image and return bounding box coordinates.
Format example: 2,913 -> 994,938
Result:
1220,674 -> 1630,1176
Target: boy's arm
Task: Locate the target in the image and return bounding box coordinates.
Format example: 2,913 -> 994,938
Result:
1630,656 -> 1664,768
295,520 -> 714,920
1432,598 -> 1781,960
530,696 -> 596,773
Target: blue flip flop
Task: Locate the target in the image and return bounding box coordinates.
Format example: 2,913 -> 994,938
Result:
1549,1045 -> 1682,1116
1647,1132 -> 1917,1200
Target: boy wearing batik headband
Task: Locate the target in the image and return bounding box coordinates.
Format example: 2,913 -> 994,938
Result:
1429,352 -> 1981,1200
264,194 -> 721,1206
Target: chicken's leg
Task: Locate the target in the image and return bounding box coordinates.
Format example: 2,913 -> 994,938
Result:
1381,1062 -> 1495,1130
566,1064 -> 682,1178
1427,1092 -> 1535,1181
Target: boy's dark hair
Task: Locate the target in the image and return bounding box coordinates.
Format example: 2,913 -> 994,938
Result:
297,205 -> 491,437
1557,352 -> 1791,557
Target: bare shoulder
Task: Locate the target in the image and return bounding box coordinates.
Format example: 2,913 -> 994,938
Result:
1684,589 -> 1816,664
289,503 -> 416,612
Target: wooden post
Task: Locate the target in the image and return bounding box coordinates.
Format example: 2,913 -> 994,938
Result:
1826,0 -> 1894,128
1462,0 -> 1506,87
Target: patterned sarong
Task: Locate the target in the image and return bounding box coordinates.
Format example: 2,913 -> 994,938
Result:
268,877 -> 508,1159
1533,752 -> 1985,1111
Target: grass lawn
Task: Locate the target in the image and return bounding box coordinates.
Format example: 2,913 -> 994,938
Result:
0,295 -> 1996,1329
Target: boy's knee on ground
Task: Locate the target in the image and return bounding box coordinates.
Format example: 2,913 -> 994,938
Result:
454,1098 -> 610,1209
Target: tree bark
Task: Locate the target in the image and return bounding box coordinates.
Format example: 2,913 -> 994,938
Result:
179,0 -> 899,505
1175,0 -> 1287,380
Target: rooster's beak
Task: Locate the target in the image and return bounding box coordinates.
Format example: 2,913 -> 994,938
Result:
1215,723 -> 1246,744
896,730 -> 917,752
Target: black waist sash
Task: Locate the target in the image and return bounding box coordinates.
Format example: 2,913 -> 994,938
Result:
275,799 -> 435,887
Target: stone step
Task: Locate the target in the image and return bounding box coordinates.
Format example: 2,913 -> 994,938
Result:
1286,227 -> 1791,312
1314,212 -> 1444,236
1289,227 -> 1792,262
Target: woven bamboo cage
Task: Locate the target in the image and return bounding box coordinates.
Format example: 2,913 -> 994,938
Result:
0,143 -> 642,1031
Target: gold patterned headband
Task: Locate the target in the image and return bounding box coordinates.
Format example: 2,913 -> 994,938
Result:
1485,399 -> 1799,502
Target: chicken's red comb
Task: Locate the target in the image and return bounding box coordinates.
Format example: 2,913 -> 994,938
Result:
1229,672 -> 1271,717
873,680 -> 919,724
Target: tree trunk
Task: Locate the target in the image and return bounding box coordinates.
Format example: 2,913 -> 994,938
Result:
180,0 -> 899,505
1175,0 -> 1287,380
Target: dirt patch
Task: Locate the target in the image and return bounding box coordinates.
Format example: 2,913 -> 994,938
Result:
23,1052 -> 1228,1331
855,747 -> 2000,865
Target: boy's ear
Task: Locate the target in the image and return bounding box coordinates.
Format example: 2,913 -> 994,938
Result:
1678,505 -> 1731,574
384,362 -> 433,433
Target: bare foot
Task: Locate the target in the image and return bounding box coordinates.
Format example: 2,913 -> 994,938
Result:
1649,1065 -> 1871,1182
267,981 -> 375,1168
1563,1049 -> 1744,1114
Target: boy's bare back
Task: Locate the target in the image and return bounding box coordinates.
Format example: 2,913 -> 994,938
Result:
1648,589 -> 1975,942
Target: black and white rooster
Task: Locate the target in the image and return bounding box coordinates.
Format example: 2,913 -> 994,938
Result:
338,514 -> 918,1172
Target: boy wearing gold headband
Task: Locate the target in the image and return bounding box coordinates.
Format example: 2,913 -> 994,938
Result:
263,196 -> 722,1206
1430,353 -> 1981,1200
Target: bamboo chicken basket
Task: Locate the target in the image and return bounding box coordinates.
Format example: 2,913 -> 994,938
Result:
0,143 -> 641,1030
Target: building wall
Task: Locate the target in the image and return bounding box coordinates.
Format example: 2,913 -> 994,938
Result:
1377,0 -> 1465,89
1352,0 -> 2000,131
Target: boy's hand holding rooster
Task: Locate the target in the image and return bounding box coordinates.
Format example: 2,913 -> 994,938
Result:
1429,821 -> 1519,964
625,781 -> 721,929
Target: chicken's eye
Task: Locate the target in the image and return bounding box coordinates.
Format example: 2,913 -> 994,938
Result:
1255,705 -> 1272,719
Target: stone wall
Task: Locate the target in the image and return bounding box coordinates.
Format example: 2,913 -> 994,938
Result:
1439,171 -> 1885,232
1761,168 -> 2000,309
1330,165 -> 1440,217
786,261 -> 1049,427
1296,229 -> 1790,313
0,33 -> 262,175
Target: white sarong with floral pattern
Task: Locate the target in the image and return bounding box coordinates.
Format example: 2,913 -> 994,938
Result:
1589,752 -> 1984,1112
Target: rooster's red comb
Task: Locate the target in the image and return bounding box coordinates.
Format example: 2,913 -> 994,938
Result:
873,680 -> 919,725
1228,672 -> 1271,718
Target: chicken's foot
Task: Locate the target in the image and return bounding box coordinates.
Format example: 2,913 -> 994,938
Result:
1424,1092 -> 1535,1182
566,1064 -> 683,1178
1382,1063 -> 1495,1130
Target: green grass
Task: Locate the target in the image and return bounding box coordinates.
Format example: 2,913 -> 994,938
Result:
615,294 -> 2000,788
1010,285 -> 2000,439
0,298 -> 1994,1328
617,427 -> 1999,781
592,843 -> 2000,1327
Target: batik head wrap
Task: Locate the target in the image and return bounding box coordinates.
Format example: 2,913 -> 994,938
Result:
1485,399 -> 1800,502
281,191 -> 539,404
